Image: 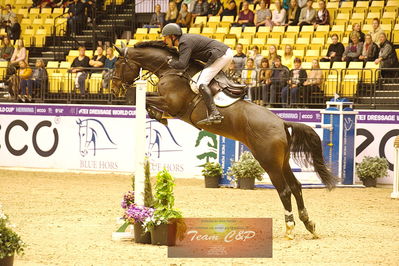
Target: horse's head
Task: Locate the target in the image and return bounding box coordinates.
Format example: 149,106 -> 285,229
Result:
77,119 -> 91,157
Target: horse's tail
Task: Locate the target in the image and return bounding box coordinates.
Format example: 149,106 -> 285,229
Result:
284,121 -> 338,190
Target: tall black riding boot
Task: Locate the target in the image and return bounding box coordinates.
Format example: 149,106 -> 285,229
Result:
197,84 -> 223,125
147,107 -> 168,126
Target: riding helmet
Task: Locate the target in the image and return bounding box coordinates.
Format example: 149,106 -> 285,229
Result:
161,23 -> 183,37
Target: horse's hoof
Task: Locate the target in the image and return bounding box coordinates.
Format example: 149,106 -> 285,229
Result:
305,220 -> 316,235
285,222 -> 295,240
159,118 -> 168,126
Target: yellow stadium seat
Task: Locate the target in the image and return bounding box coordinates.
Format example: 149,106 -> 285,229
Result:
392,24 -> 399,44
294,37 -> 309,50
285,26 -> 300,39
256,26 -> 271,38
134,28 -> 148,40
335,13 -> 350,25
341,74 -> 358,97
17,8 -> 29,18
380,24 -> 392,33
252,37 -> 266,48
46,61 -> 59,75
59,61 -> 71,74
362,24 -> 374,32
293,49 -> 304,59
301,62 -> 312,70
327,2 -> 339,20
32,18 -> 43,31
207,16 -> 220,27
43,18 -> 55,33
319,61 -> 330,69
229,27 -> 242,38
330,25 -> 345,39
147,27 -> 161,40
128,39 -> 139,47
40,8 -> 52,18
194,16 -> 207,26
281,37 -> 295,45
29,8 -> 40,19
224,38 -> 236,48
331,61 -> 347,74
54,18 -> 67,35
350,13 -> 365,25
22,28 -> 34,47
261,49 -> 269,57
309,37 -> 325,50
266,37 -> 280,46
365,13 -> 381,24
270,25 -> 285,39
0,60 -> 8,80
354,1 -> 369,13
385,0 -> 399,12
238,38 -> 251,50
340,1 -> 354,9
48,73 -> 63,93
214,27 -> 229,39
242,26 -> 256,38
35,28 -> 47,47
324,74 -> 338,97
52,8 -> 65,16
89,73 -> 103,93
304,50 -> 320,61
369,1 -> 385,13
220,16 -> 234,27
299,25 -> 314,38
346,61 -> 364,76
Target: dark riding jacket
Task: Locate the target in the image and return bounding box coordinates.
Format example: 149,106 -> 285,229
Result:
169,34 -> 229,69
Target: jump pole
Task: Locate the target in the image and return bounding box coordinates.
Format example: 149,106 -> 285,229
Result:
391,135 -> 399,199
134,80 -> 147,206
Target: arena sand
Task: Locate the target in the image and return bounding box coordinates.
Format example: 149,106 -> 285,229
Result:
0,170 -> 398,266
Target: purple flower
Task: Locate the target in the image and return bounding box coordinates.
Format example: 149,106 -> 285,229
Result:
124,204 -> 154,224
121,191 -> 135,209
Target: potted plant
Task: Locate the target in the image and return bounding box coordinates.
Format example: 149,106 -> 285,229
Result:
0,204 -> 25,266
356,156 -> 389,187
227,151 -> 265,190
143,169 -> 184,246
201,162 -> 223,188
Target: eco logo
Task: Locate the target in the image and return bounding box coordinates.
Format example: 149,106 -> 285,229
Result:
76,118 -> 117,157
146,120 -> 182,158
195,131 -> 218,163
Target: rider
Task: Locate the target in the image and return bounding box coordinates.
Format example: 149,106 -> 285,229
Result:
161,23 -> 234,125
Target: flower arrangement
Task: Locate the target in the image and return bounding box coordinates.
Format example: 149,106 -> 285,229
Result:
0,204 -> 25,260
121,191 -> 135,209
356,156 -> 389,180
201,162 -> 223,178
228,151 -> 265,181
124,204 -> 155,224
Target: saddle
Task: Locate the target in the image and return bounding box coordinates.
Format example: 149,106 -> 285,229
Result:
209,72 -> 247,98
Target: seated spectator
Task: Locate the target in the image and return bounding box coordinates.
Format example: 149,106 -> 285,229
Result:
268,45 -> 278,63
370,18 -> 384,47
320,34 -> 344,65
67,0 -> 85,35
298,0 -> 316,27
254,0 -> 272,27
241,58 -> 258,101
31,59 -> 48,96
102,47 -> 117,90
375,33 -> 399,78
192,0 -> 209,20
146,4 -> 165,28
8,16 -> 21,42
8,39 -> 26,74
350,23 -> 365,44
248,46 -> 264,69
165,1 -> 179,24
286,0 -> 301,26
272,0 -> 286,26
220,0 -> 237,18
71,46 -> 90,95
282,44 -> 295,70
176,3 -> 192,28
225,61 -> 241,83
359,34 -> 379,64
233,1 -> 254,27
269,56 -> 289,106
36,0 -> 56,8
314,0 -> 329,26
208,0 -> 223,17
233,43 -> 247,75
282,57 -> 307,107
342,32 -> 363,66
18,61 -> 33,102
302,59 -> 323,105
89,46 -> 106,72
258,58 -> 272,106
0,36 -> 14,62
0,5 -> 16,28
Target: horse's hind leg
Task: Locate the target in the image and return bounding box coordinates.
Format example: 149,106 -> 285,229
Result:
283,161 -> 319,239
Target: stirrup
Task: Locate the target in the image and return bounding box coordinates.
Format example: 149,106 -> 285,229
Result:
197,112 -> 224,126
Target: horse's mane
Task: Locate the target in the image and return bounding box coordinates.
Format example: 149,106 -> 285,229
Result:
134,41 -> 179,56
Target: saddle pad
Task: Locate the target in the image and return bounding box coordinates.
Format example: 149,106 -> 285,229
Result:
214,91 -> 241,107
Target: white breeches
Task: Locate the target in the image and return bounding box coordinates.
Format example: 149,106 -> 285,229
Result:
197,48 -> 234,86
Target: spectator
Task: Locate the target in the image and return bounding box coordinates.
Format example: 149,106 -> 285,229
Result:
10,39 -> 26,68
8,16 -> 21,42
269,56 -> 289,106
297,0 -> 307,8
370,18 -> 384,46
175,0 -> 183,11
282,44 -> 295,69
30,59 -> 48,96
359,34 -> 379,64
248,45 -> 263,69
67,0 -> 85,35
281,57 -> 307,107
350,23 -> 365,44
314,0 -> 329,26
147,4 -> 165,28
208,0 -> 223,16
90,46 -> 106,73
0,36 -> 14,62
298,0 -> 316,27
241,58 -> 258,101
102,47 -> 117,91
225,60 -> 241,83
286,0 -> 301,26
302,59 -> 323,105
282,0 -> 289,10
165,1 -> 179,24
176,3 -> 192,28
254,0 -> 272,27
71,46 -> 90,95
258,58 -> 272,106
192,0 -> 209,20
17,61 -> 33,102
342,32 -> 363,66
220,0 -> 237,18
268,44 -> 278,63
320,34 -> 345,65
272,0 -> 286,26
375,33 -> 399,78
0,5 -> 16,27
233,43 -> 246,74
233,1 -> 254,27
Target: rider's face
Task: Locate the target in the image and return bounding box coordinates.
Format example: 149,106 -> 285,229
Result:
163,36 -> 174,48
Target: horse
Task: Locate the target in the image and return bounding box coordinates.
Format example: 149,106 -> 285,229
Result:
111,41 -> 337,240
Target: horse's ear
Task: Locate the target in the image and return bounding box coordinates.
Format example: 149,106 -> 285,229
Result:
76,119 -> 81,125
121,41 -> 127,49
113,44 -> 123,56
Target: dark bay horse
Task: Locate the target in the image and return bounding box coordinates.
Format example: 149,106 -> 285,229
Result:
111,41 -> 337,240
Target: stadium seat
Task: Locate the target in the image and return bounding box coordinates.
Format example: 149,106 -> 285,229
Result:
270,26 -> 285,39
28,8 -> 40,19
341,74 -> 359,97
301,62 -> 312,70
35,28 -> 47,47
237,38 -> 251,50
40,8 -> 52,18
213,27 -> 229,39
305,50 -> 320,61
48,73 -> 63,93
354,1 -> 369,13
256,26 -> 271,38
346,61 -> 364,76
385,0 -> 399,12
223,38 -> 236,49
194,16 -> 207,26
207,16 -> 220,28
294,37 -> 309,50
369,1 -> 385,13
147,28 -> 161,40
0,60 -> 8,80
46,61 -> 59,75
17,8 -> 28,18
285,26 -> 300,39
393,24 -> 399,44
364,61 -> 380,83
324,74 -> 338,97
335,13 -> 350,25
350,13 -> 365,25
252,37 -> 266,49
299,25 -> 314,38
220,16 -> 235,27
89,73 -> 103,93
22,28 -> 34,47
365,12 -> 382,24
229,27 -> 242,38
261,49 -> 269,57
201,27 -> 216,38
319,61 -> 330,69
281,37 -> 295,45
242,26 -> 256,38
292,49 -> 304,59
59,61 -> 71,74
134,28 -> 148,40
309,37 -> 325,51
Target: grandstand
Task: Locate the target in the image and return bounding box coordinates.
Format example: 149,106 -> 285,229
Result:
0,0 -> 399,109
